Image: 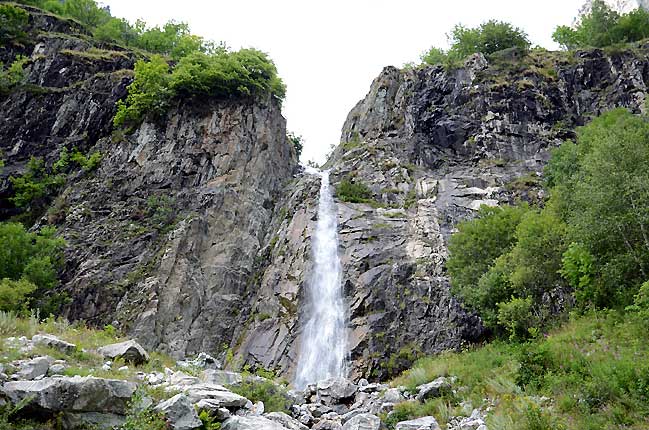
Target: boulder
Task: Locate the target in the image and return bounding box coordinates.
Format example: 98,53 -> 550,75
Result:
222,415 -> 289,429
169,370 -> 200,386
2,376 -> 136,415
97,340 -> 149,365
155,394 -> 202,430
342,413 -> 381,430
381,388 -> 404,404
313,419 -> 343,430
395,416 -> 441,430
415,378 -> 452,401
32,334 -> 77,353
48,363 -> 67,376
194,399 -> 231,419
202,369 -> 244,386
15,356 -> 53,380
183,383 -> 249,408
317,378 -> 357,403
265,411 -> 309,430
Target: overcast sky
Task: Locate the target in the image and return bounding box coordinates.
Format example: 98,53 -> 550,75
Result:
103,0 -> 588,163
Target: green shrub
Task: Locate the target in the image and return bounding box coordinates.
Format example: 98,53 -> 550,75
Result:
229,379 -> 291,413
497,297 -> 538,341
553,0 -> 649,49
447,205 -> 529,311
287,132 -> 303,159
422,19 -> 530,67
0,222 -> 65,313
560,243 -> 595,307
336,179 -> 373,203
121,391 -> 168,430
0,4 -> 28,43
9,156 -> 66,209
114,49 -> 285,128
0,56 -> 28,95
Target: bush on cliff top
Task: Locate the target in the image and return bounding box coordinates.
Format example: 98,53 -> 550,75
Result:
553,0 -> 649,49
113,49 -> 285,127
421,20 -> 530,67
0,4 -> 28,43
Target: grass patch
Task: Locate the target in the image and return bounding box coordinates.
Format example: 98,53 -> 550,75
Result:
390,311 -> 649,429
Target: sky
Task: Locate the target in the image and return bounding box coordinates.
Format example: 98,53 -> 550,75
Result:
103,0 -> 589,164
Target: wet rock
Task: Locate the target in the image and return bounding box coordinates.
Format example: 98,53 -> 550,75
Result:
32,334 -> 76,353
154,394 -> 202,430
395,416 -> 441,430
97,340 -> 149,365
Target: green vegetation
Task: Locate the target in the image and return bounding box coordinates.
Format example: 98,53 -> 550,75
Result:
391,311 -> 649,430
228,378 -> 292,413
336,179 -> 373,203
0,56 -> 28,95
553,0 -> 649,50
0,4 -> 28,43
113,48 -> 285,127
447,109 -> 649,339
0,223 -> 65,314
287,132 -> 304,159
421,20 -> 530,67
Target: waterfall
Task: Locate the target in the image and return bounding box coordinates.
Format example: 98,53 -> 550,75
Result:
294,169 -> 348,389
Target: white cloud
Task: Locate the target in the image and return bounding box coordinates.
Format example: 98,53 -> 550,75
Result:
103,0 -> 586,163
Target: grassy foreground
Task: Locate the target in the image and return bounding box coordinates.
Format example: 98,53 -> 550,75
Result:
388,311 -> 649,430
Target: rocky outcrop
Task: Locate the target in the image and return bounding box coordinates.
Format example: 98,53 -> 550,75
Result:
232,46 -> 649,380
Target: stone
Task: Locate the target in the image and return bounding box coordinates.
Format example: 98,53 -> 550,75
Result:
169,371 -> 200,386
222,415 -> 288,430
395,416 -> 441,430
97,340 -> 149,365
2,376 -> 136,415
265,411 -> 309,430
381,388 -> 404,404
317,378 -> 358,402
313,420 -> 343,430
48,363 -> 67,376
32,334 -> 77,353
15,356 -> 53,380
155,394 -> 202,430
183,383 -> 250,408
195,399 -> 231,419
342,413 -> 381,430
251,401 -> 265,415
202,369 -> 244,386
416,377 -> 452,401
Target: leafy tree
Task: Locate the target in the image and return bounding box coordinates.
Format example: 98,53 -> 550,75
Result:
447,205 -> 529,302
553,0 -> 649,49
113,55 -> 172,127
421,20 -> 530,67
0,223 -> 65,313
0,4 -> 29,43
60,0 -> 110,28
448,20 -> 530,58
561,109 -> 649,306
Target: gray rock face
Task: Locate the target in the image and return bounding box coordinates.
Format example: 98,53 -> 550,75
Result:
2,376 -> 136,415
32,334 -> 76,353
222,415 -> 289,430
97,340 -> 149,365
342,413 -> 381,430
395,416 -> 441,430
154,394 -> 202,430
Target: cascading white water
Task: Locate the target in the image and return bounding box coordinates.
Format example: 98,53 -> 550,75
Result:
294,169 -> 347,389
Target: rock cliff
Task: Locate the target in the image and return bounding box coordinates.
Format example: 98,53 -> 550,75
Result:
3,4 -> 649,382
